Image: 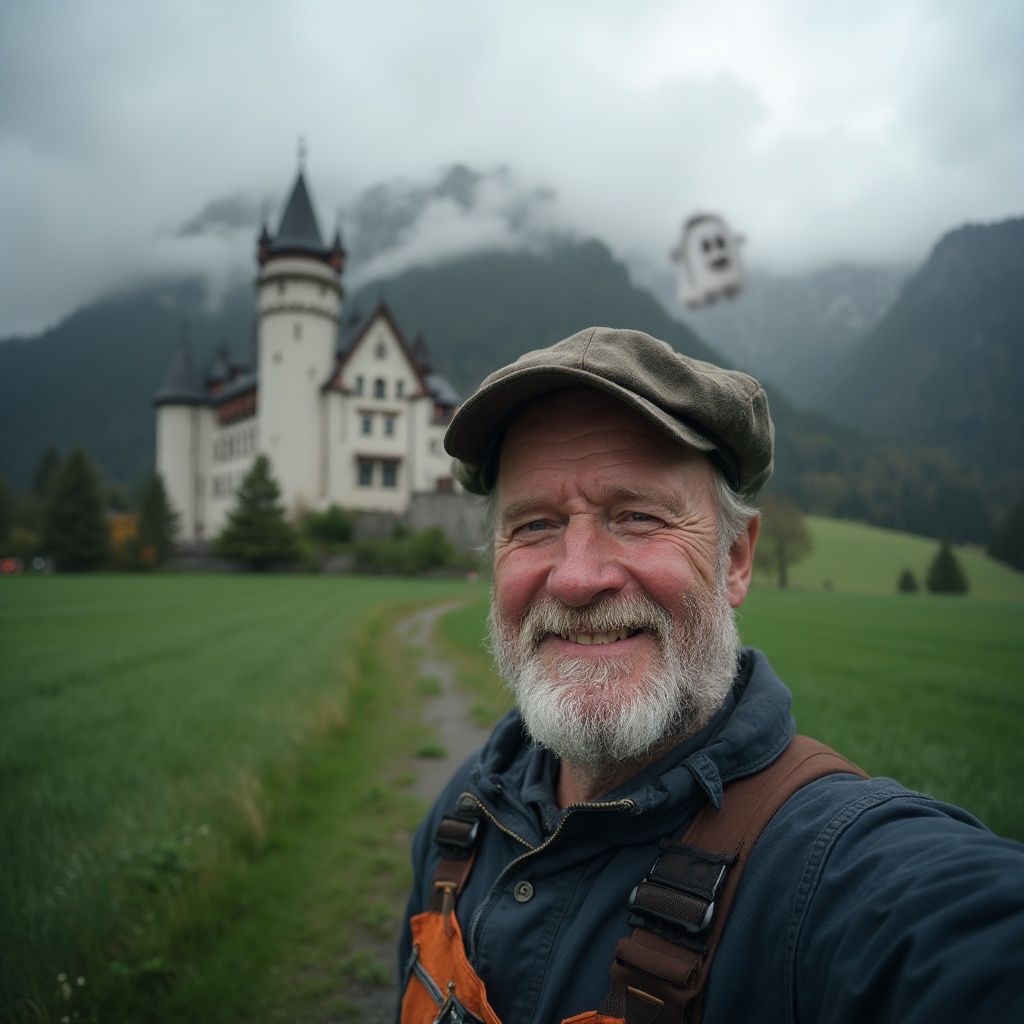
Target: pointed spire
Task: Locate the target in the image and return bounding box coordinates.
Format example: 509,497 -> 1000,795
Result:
155,322 -> 209,406
259,152 -> 343,271
274,171 -> 324,250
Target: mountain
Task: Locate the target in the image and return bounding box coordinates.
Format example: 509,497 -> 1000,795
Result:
348,238 -> 723,395
0,212 -> 1010,547
0,239 -> 718,493
822,218 -> 1024,483
633,261 -> 911,406
0,281 -> 255,493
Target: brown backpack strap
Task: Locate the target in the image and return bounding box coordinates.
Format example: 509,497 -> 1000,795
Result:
428,797 -> 486,932
601,735 -> 867,1024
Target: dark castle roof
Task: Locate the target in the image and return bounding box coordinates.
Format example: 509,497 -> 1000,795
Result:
261,171 -> 345,267
154,331 -> 209,407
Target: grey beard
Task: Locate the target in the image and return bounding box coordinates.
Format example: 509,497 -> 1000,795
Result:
488,587 -> 740,781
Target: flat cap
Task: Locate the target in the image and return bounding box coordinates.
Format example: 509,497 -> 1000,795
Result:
445,326 -> 774,498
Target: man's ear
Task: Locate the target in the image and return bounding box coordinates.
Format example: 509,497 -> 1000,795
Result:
726,515 -> 760,608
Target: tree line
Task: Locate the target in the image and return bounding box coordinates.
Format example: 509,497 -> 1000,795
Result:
0,446 -> 476,576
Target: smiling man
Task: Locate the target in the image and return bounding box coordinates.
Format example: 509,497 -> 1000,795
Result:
396,328 -> 1024,1024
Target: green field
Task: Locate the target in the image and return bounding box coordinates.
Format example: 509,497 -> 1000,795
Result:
0,573 -> 478,1024
1,523 -> 1022,1022
778,515 -> 1024,599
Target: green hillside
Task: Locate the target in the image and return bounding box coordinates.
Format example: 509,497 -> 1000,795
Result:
763,516 -> 1024,599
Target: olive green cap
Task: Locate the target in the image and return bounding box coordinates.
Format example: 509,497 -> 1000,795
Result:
444,326 -> 774,499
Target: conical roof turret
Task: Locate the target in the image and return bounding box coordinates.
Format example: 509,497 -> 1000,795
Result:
154,326 -> 209,406
260,170 -> 336,264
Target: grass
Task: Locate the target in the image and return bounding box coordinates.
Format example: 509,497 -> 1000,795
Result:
1,518 -> 1022,1020
0,573 -> 475,1024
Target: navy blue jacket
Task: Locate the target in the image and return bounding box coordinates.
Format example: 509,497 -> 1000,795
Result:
399,649 -> 1024,1022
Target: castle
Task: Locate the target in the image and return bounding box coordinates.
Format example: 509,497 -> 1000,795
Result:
155,168 -> 461,543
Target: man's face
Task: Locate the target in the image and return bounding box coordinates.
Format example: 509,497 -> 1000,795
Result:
489,388 -> 749,777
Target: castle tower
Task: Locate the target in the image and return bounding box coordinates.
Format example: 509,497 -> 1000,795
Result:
256,166 -> 345,512
154,325 -> 213,541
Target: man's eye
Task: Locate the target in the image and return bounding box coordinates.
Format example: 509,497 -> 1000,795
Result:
628,512 -> 655,523
524,520 -> 548,532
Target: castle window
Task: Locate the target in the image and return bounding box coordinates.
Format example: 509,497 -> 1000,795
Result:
354,375 -> 364,395
396,380 -> 404,398
382,463 -> 397,488
358,459 -> 373,487
384,415 -> 396,437
374,378 -> 386,399
361,414 -> 373,435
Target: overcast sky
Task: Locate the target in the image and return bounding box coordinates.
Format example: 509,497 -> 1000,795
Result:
2,0 -> 1023,337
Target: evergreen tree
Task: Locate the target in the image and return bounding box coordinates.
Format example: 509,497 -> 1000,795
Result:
137,474 -> 179,567
925,540 -> 969,594
896,568 -> 919,593
0,478 -> 14,546
42,447 -> 111,571
755,496 -> 813,589
987,503 -> 1024,571
215,455 -> 299,569
32,445 -> 61,497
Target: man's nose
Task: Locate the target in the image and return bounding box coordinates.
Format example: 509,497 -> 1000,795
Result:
545,517 -> 627,607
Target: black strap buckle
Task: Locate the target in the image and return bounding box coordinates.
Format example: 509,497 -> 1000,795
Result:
434,812 -> 481,860
627,841 -> 734,937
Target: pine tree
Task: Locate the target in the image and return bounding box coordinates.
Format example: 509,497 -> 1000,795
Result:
42,447 -> 111,571
925,540 -> 969,594
137,474 -> 179,567
215,455 -> 299,569
32,446 -> 61,497
0,478 -> 14,546
897,568 -> 919,593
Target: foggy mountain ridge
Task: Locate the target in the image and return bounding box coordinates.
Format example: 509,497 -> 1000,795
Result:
0,167 -> 1019,545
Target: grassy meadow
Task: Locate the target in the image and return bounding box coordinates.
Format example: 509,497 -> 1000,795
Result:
0,573 -> 479,1024
1,519 -> 1022,1021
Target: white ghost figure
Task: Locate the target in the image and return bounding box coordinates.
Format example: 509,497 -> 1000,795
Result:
670,214 -> 746,308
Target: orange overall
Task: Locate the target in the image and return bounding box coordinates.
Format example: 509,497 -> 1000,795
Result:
400,904 -> 623,1024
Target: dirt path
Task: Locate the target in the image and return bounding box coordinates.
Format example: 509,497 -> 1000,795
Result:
397,600 -> 494,803
344,601 -> 492,1023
